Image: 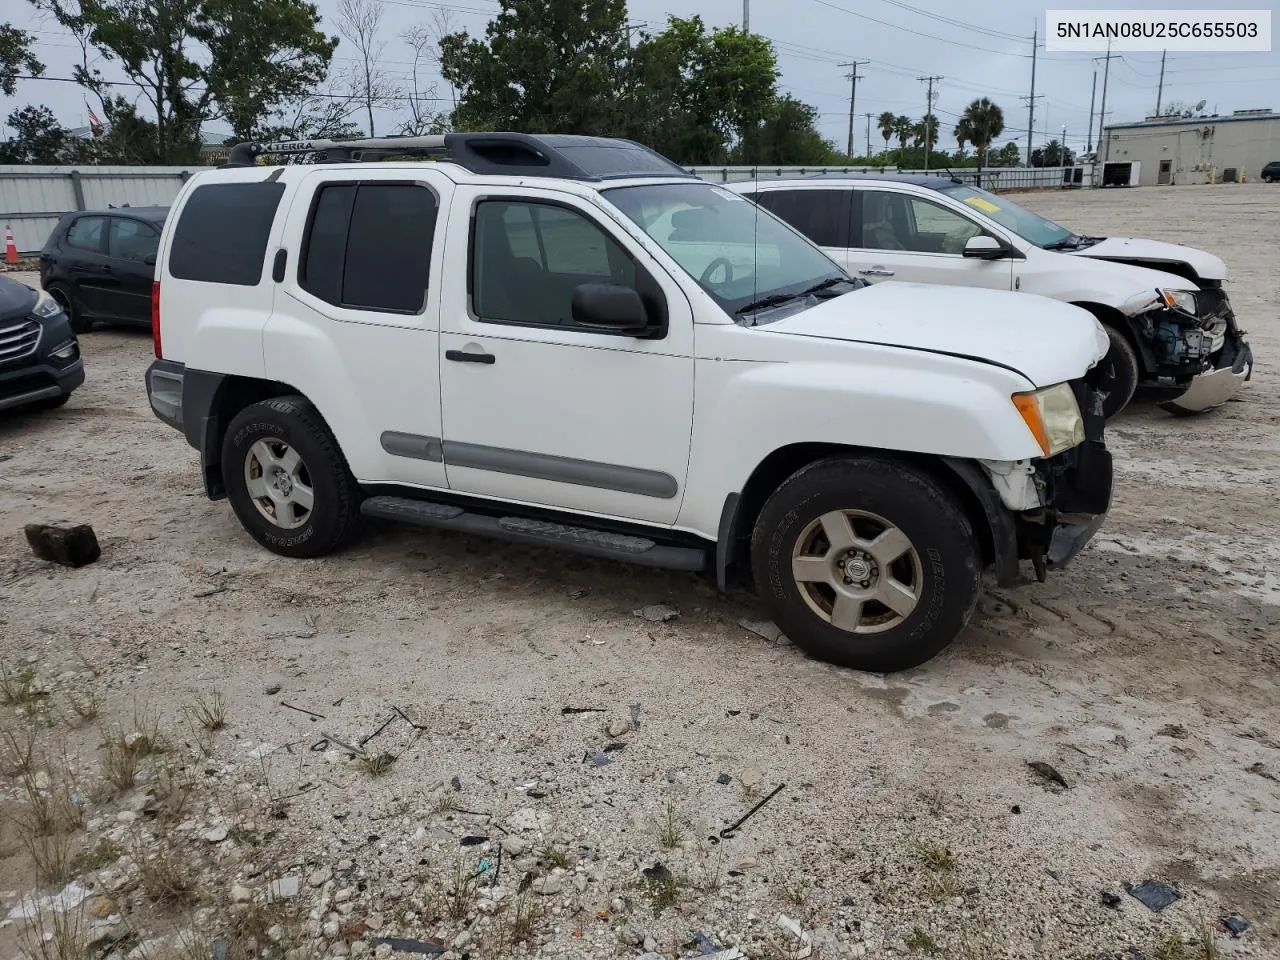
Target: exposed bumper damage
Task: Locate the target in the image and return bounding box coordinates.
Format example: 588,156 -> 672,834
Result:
1125,283 -> 1253,413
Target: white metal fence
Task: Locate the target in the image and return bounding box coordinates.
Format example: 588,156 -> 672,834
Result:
1,161 -> 1079,254
1,165 -> 212,254
687,165 -> 1078,191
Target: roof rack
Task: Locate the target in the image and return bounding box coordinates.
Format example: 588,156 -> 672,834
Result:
221,132 -> 695,182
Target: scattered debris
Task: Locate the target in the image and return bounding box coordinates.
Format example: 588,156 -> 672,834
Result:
25,522 -> 101,567
1026,760 -> 1069,791
264,683 -> 282,695
194,583 -> 228,598
266,876 -> 301,901
202,825 -> 229,843
561,706 -> 606,715
738,618 -> 787,643
391,706 -> 429,730
717,773 -> 732,785
630,703 -> 641,727
1246,761 -> 1278,782
6,881 -> 92,920
603,741 -> 627,753
1124,879 -> 1180,912
1220,915 -> 1249,938
369,938 -> 445,955
451,775 -> 462,791
712,783 -> 786,842
247,743 -> 278,760
634,603 -> 679,622
460,835 -> 488,847
606,717 -> 632,738
738,763 -> 764,789
1156,724 -> 1188,739
0,454 -> 11,464
642,862 -> 672,883
776,914 -> 813,960
583,750 -> 613,766
1100,890 -> 1122,909
359,712 -> 398,746
281,701 -> 326,720
1010,804 -> 1022,815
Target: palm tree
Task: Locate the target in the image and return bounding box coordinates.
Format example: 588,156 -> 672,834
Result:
893,115 -> 913,165
955,97 -> 1004,186
877,111 -> 896,156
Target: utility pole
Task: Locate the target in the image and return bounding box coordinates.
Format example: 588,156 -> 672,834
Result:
839,61 -> 868,159
1096,41 -> 1116,162
1155,49 -> 1167,115
743,0 -> 748,32
1086,70 -> 1097,151
918,74 -> 942,169
865,112 -> 873,159
1026,24 -> 1038,166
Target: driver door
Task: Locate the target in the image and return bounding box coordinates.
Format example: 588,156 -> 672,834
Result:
846,188 -> 1014,290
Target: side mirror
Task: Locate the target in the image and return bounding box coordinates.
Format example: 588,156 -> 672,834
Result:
571,283 -> 651,335
962,235 -> 1006,259
144,254 -> 157,266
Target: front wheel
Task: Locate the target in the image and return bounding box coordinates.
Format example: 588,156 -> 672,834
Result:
750,456 -> 980,673
221,396 -> 361,558
1098,326 -> 1140,419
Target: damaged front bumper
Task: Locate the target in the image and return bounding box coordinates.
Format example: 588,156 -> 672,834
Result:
1159,326 -> 1253,415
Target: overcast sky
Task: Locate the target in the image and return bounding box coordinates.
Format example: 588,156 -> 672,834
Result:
7,0 -> 1279,157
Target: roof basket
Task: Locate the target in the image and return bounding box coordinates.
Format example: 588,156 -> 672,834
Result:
220,132 -> 694,182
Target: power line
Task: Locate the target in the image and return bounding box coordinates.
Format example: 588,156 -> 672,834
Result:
868,0 -> 1028,42
807,0 -> 1032,57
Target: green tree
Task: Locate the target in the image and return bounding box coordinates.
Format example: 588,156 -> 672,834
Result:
0,105 -> 95,163
625,16 -> 778,164
439,0 -> 630,135
1,23 -> 44,95
877,111 -> 895,154
1030,139 -> 1073,167
33,0 -> 338,162
955,97 -> 1004,184
734,95 -> 837,166
892,114 -> 913,165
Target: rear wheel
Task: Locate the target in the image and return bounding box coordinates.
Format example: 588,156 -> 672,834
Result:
1097,326 -> 1140,419
750,455 -> 980,673
221,396 -> 361,558
47,284 -> 90,334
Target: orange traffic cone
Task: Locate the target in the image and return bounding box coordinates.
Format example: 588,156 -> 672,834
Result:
3,224 -> 17,266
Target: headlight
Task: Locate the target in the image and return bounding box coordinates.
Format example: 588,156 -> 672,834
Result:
32,289 -> 64,319
1158,288 -> 1197,315
1012,383 -> 1085,458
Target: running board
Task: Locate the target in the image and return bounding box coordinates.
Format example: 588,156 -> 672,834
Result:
360,496 -> 707,571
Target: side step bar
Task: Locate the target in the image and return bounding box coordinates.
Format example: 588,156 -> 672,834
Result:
360,496 -> 707,571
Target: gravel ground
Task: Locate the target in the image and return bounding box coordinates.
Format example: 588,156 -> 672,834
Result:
1,183 -> 1278,960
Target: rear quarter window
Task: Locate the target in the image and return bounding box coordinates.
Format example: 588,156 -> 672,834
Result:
168,181 -> 286,285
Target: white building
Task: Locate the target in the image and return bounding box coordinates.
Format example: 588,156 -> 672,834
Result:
1101,109 -> 1280,186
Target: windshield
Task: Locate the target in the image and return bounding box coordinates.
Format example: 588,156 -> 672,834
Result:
603,181 -> 850,316
937,184 -> 1074,248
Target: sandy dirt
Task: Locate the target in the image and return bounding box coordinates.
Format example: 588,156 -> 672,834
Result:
1,183 -> 1278,960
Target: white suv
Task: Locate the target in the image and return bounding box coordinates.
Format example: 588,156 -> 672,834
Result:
146,133 -> 1113,672
730,175 -> 1254,418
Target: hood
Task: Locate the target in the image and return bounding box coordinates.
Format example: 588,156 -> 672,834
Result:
1067,237 -> 1227,282
761,282 -> 1109,388
0,276 -> 38,320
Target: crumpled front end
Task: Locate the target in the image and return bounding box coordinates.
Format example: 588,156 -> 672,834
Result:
1157,284 -> 1253,415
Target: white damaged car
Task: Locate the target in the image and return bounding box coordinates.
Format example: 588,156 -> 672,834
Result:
731,175 -> 1254,418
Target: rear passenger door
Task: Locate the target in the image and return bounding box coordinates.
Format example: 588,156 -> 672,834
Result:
270,171 -> 451,491
103,216 -> 161,324
61,215 -> 113,317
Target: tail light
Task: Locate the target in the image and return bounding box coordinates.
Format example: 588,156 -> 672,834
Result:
151,281 -> 162,357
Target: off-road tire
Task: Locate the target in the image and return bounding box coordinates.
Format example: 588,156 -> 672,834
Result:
47,283 -> 91,334
1099,325 -> 1140,419
222,396 -> 360,558
750,455 -> 980,673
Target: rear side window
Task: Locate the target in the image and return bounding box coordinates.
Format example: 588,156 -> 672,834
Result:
168,182 -> 285,285
299,182 -> 437,313
753,190 -> 850,248
65,216 -> 106,252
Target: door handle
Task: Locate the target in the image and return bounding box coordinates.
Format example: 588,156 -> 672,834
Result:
859,267 -> 895,277
445,349 -> 495,364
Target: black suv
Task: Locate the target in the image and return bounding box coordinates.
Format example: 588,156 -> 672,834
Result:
1262,161 -> 1280,183
40,206 -> 167,333
0,274 -> 85,413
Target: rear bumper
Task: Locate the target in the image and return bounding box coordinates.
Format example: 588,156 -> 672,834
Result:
146,358 -> 185,432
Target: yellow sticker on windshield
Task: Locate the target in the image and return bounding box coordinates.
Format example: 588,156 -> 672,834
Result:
963,196 -> 1000,214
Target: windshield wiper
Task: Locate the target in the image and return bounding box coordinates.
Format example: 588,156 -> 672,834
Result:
735,276 -> 852,316
1042,234 -> 1083,250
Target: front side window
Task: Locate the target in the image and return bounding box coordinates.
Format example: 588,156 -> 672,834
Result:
936,184 -> 1073,248
604,182 -> 848,318
66,216 -> 105,252
752,189 -> 850,248
108,218 -> 160,263
299,182 -> 438,313
471,200 -> 637,328
858,191 -> 984,254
